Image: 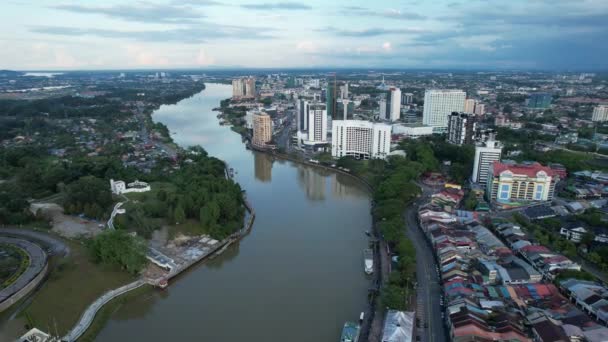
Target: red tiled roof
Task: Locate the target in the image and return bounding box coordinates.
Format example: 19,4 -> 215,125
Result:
492,161 -> 557,178
520,245 -> 551,253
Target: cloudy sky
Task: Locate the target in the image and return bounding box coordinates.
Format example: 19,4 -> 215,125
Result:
1,0 -> 607,70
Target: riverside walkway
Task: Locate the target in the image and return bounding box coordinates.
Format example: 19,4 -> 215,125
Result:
62,279 -> 146,342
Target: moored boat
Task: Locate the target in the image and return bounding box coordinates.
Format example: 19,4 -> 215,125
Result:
363,249 -> 373,274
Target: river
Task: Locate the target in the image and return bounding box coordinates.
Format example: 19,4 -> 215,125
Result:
95,83 -> 373,342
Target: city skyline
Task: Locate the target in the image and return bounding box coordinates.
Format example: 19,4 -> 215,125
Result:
1,0 -> 608,70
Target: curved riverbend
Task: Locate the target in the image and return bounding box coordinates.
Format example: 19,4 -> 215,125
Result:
95,84 -> 373,342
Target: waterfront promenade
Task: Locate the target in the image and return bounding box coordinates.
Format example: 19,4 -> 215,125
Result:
62,280 -> 147,341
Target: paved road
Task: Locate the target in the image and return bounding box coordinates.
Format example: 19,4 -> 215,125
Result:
0,237 -> 47,304
0,227 -> 70,257
404,184 -> 447,342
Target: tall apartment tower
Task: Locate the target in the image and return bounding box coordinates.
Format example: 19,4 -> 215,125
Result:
592,105 -> 608,122
423,89 -> 466,131
252,112 -> 272,148
389,87 -> 402,122
244,77 -> 256,98
307,104 -> 328,143
447,112 -> 477,145
474,103 -> 485,116
472,135 -> 503,184
232,79 -> 244,98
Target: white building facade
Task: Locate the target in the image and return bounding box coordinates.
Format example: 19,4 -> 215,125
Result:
423,89 -> 466,131
592,105 -> 608,122
472,138 -> 503,184
307,104 -> 328,144
332,120 -> 392,160
390,88 -> 402,122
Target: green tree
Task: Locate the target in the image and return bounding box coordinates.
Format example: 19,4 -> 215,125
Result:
87,230 -> 147,275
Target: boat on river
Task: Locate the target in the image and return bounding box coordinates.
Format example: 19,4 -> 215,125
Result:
340,322 -> 360,342
363,249 -> 373,274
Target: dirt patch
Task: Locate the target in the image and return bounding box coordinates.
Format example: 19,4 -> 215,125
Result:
30,203 -> 104,239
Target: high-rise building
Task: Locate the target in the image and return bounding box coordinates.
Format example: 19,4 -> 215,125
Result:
337,99 -> 354,120
464,99 -> 476,114
592,105 -> 608,122
340,83 -> 349,99
232,77 -> 256,98
402,93 -> 413,105
379,97 -> 387,120
232,79 -> 244,98
487,162 -> 558,202
472,136 -> 502,184
389,88 -> 402,122
423,89 -> 466,130
252,112 -> 272,148
244,77 -> 256,97
326,80 -> 338,120
528,93 -> 552,109
474,103 -> 485,116
447,112 -> 477,145
332,120 -> 392,160
296,99 -> 309,132
307,104 -> 328,143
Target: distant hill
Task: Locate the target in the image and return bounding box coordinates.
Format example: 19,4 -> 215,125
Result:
0,70 -> 22,77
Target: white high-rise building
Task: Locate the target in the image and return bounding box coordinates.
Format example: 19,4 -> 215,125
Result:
592,105 -> 608,122
332,120 -> 392,160
472,136 -> 503,184
474,103 -> 485,116
390,88 -> 402,122
340,83 -> 349,99
307,104 -> 328,144
423,89 -> 466,130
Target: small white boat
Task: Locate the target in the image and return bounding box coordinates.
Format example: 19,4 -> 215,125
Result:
363,249 -> 373,274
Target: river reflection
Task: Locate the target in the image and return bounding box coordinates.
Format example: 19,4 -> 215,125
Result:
96,84 -> 372,342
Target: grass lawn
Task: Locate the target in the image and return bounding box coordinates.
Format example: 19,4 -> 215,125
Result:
20,240 -> 134,336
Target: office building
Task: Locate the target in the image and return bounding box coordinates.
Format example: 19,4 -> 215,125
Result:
447,112 -> 477,145
472,136 -> 503,184
487,162 -> 558,202
528,93 -> 552,109
326,80 -> 338,120
296,99 -> 309,132
389,87 -> 402,122
402,93 -> 413,105
464,99 -> 476,114
592,105 -> 608,122
307,104 -> 328,144
332,120 -> 392,160
252,112 -> 272,148
423,89 -> 466,130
